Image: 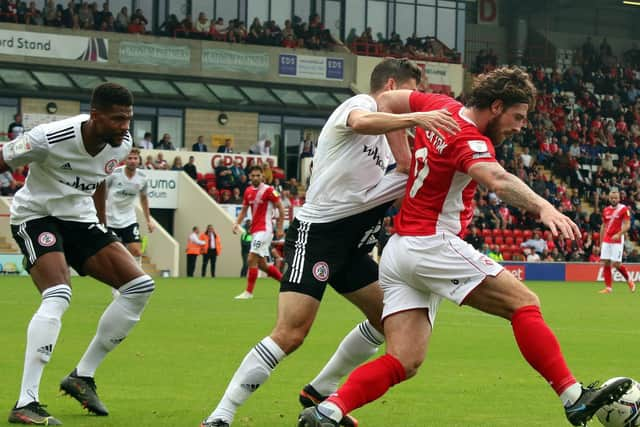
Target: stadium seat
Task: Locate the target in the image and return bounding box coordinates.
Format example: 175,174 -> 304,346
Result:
492,228 -> 502,237
503,229 -> 513,238
206,182 -> 216,191
593,232 -> 600,242
484,236 -> 493,245
523,230 -> 533,239
502,251 -> 512,261
482,228 -> 492,238
204,173 -> 215,181
500,244 -> 510,253
513,229 -> 523,238
196,172 -> 204,181
505,236 -> 514,245
515,237 -> 524,245
509,244 -> 520,253
543,230 -> 552,240
494,236 -> 504,245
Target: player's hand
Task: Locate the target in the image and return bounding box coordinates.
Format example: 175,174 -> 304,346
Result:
275,228 -> 284,240
232,223 -> 241,234
612,232 -> 621,241
147,221 -> 155,233
539,205 -> 581,240
411,109 -> 460,141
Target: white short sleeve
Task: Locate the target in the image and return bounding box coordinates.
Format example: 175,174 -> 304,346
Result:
334,94 -> 378,132
2,126 -> 49,168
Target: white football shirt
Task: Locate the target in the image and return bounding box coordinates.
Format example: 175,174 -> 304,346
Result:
2,114 -> 132,224
296,94 -> 407,223
106,165 -> 148,228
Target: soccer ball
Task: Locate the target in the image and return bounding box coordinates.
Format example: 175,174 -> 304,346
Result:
596,378 -> 640,427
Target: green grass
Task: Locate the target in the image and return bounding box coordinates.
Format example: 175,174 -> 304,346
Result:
0,277 -> 638,427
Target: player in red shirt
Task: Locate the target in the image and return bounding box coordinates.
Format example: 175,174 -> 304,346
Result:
232,165 -> 285,299
300,67 -> 632,427
598,189 -> 635,293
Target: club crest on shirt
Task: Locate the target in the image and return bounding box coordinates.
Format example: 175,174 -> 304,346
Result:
104,159 -> 118,174
37,232 -> 57,247
312,261 -> 329,282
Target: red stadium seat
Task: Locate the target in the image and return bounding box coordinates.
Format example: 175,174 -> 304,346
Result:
503,229 -> 513,238
543,230 -> 552,240
509,244 -> 520,253
515,237 -> 524,245
196,172 -> 204,181
593,232 -> 600,242
502,251 -> 512,261
484,236 -> 493,245
494,236 -> 504,245
206,182 -> 216,190
500,244 -> 510,253
513,229 -> 523,238
523,229 -> 533,239
505,236 -> 514,245
204,173 -> 215,181
482,228 -> 492,237
492,228 -> 503,237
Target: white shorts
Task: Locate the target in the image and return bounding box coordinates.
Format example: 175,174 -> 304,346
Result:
250,231 -> 273,258
601,242 -> 623,262
379,233 -> 504,326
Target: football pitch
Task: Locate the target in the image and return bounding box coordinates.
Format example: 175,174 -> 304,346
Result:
0,276 -> 638,427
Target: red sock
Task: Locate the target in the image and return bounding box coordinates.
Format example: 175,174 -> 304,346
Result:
266,264 -> 282,281
246,267 -> 258,294
326,354 -> 406,415
617,265 -> 630,281
511,305 -> 576,395
603,265 -> 613,288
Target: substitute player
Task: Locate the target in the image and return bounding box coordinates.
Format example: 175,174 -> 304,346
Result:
301,67 -> 631,427
3,83 -> 155,425
232,165 -> 285,299
106,147 -> 155,265
598,189 -> 635,293
200,58 -> 460,427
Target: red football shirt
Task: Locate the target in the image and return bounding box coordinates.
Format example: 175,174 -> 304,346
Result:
602,203 -> 630,244
243,183 -> 280,234
395,93 -> 497,237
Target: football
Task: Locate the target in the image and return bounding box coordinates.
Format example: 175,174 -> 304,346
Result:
596,378 -> 640,427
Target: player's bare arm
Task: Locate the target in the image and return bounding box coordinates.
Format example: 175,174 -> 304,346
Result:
140,193 -> 154,232
275,200 -> 285,239
468,161 -> 580,239
0,148 -> 9,173
347,108 -> 459,139
93,181 -> 107,225
233,205 -> 249,234
615,218 -> 631,241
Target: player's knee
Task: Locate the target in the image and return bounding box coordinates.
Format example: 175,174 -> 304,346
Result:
270,328 -> 306,354
396,353 -> 424,379
129,246 -> 142,257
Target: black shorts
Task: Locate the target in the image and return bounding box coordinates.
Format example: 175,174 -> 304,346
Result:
11,216 -> 119,275
108,223 -> 141,244
280,202 -> 391,301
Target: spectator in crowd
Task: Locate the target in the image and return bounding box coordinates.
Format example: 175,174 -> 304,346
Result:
159,13 -> 179,36
195,11 -> 208,34
183,155 -> 197,180
153,153 -> 169,170
115,5 -> 128,31
171,156 -> 183,171
155,133 -> 176,150
250,138 -> 272,155
192,135 -> 208,152
137,131 -> 154,150
127,16 -> 145,34
94,2 -> 112,29
0,170 -> 20,195
488,245 -> 503,262
521,230 -> 546,254
186,226 -> 205,277
7,113 -> 24,140
229,187 -> 243,204
464,225 -> 484,250
214,159 -> 234,190
131,8 -> 148,28
525,248 -> 542,262
230,159 -> 246,182
144,155 -> 155,169
200,224 -> 221,277
217,138 -> 233,153
220,190 -> 232,204
299,134 -> 314,159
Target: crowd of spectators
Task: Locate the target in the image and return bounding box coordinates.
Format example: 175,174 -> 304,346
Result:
346,27 -> 460,63
0,1 -> 335,50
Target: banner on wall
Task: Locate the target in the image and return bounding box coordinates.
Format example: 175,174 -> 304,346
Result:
202,48 -> 270,75
565,263 -> 640,282
0,254 -> 28,276
210,153 -> 278,168
477,0 -> 499,25
23,113 -> 71,131
119,41 -> 190,67
278,54 -> 344,80
145,170 -> 180,209
0,29 -> 108,61
414,60 -> 454,94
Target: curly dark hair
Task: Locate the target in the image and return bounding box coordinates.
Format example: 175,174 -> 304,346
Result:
467,67 -> 536,110
91,82 -> 134,110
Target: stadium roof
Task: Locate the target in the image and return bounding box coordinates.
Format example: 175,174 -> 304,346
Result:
0,64 -> 353,117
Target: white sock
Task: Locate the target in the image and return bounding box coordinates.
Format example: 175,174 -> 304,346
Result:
561,382 -> 583,407
310,320 -> 384,396
76,275 -> 154,377
17,285 -> 71,407
317,401 -> 344,424
207,336 -> 285,424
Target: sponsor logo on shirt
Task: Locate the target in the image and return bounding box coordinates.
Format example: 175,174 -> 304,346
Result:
58,176 -> 99,192
362,144 -> 385,171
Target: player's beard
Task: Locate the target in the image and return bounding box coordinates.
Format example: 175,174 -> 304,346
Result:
485,115 -> 505,145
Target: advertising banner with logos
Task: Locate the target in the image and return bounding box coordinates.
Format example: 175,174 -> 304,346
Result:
145,170 -> 180,209
0,253 -> 27,276
210,152 -> 278,168
202,48 -> 270,75
0,29 -> 108,61
119,41 -> 190,67
501,262 -> 640,282
278,54 -> 344,80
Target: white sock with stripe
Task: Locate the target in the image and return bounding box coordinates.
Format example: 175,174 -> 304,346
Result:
206,336 -> 285,424
75,275 -> 154,377
309,320 -> 384,396
17,285 -> 71,407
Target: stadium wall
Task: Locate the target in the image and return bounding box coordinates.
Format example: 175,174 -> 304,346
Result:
21,98 -> 80,116
184,109 -> 258,154
134,205 -> 180,277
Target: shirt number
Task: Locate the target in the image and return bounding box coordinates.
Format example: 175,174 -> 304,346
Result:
409,148 -> 430,198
